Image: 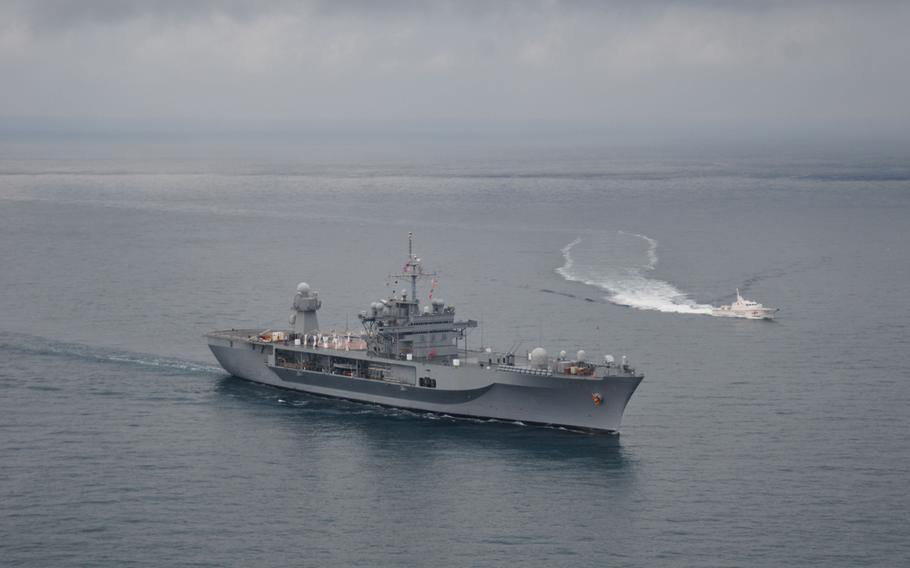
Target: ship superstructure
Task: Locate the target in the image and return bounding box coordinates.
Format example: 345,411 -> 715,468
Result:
359,235 -> 476,362
206,234 -> 643,433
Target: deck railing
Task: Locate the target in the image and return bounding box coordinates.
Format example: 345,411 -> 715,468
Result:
496,364 -> 553,377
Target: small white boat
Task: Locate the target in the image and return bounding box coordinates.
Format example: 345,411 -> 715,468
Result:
712,289 -> 778,320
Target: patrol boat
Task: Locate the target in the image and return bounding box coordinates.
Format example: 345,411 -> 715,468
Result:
206,234 -> 643,433
712,289 -> 779,320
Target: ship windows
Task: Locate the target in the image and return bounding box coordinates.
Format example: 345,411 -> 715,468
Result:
419,377 -> 437,388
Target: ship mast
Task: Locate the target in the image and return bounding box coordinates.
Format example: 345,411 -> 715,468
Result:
399,232 -> 435,312
408,232 -> 418,302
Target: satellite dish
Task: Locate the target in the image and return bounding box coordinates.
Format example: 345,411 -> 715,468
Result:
604,354 -> 614,364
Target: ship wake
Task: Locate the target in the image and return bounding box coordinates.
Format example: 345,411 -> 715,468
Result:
0,332 -> 224,375
556,233 -> 714,315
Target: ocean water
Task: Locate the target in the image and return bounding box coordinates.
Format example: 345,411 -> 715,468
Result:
1,139 -> 909,567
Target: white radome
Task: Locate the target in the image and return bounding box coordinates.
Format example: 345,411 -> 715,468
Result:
530,347 -> 548,368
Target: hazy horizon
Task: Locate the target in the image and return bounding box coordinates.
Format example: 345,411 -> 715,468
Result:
2,1 -> 909,144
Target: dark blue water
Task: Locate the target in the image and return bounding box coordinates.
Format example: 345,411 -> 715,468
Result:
2,140 -> 909,566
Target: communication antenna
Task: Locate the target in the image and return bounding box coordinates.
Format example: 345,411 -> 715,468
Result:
408,232 -> 419,301
480,312 -> 484,349
392,232 -> 436,312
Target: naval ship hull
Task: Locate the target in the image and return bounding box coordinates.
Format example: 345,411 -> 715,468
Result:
207,330 -> 642,433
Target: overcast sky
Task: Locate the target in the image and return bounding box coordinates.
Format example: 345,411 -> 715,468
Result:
1,0 -> 908,139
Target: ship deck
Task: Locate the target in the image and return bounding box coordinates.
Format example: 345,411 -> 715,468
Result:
206,328 -> 641,379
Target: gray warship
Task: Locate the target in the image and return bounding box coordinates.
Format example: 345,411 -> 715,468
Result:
206,234 -> 643,433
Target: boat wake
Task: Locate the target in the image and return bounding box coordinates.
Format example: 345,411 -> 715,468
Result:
0,332 -> 223,376
556,233 -> 714,315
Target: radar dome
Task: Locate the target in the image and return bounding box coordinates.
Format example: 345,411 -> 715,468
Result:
604,354 -> 615,364
559,350 -> 567,360
296,282 -> 311,294
576,350 -> 586,362
422,305 -> 431,314
530,347 -> 548,368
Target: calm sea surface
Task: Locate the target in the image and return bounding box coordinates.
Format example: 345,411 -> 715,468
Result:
1,140 -> 909,567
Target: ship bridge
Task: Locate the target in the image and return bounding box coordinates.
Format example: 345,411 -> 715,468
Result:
358,233 -> 476,362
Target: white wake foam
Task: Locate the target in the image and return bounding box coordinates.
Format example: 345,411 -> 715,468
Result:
619,231 -> 658,268
557,233 -> 714,315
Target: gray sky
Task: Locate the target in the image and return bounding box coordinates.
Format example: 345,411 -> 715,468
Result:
1,0 -> 908,139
